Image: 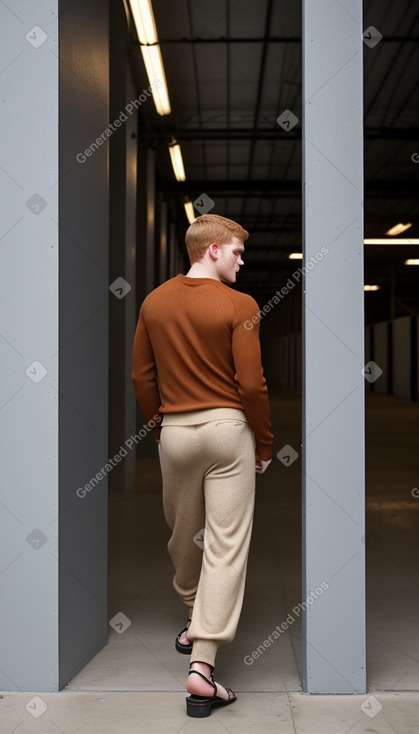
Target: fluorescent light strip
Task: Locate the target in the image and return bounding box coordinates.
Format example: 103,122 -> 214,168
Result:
129,0 -> 158,44
364,285 -> 381,291
184,202 -> 195,224
129,0 -> 171,115
169,142 -> 186,182
364,238 -> 419,244
140,46 -> 171,115
386,222 -> 412,236
405,259 -> 419,265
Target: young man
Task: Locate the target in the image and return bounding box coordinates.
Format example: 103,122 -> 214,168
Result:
131,213 -> 273,717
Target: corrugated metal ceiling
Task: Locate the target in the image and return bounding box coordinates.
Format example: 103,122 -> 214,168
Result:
127,0 -> 419,307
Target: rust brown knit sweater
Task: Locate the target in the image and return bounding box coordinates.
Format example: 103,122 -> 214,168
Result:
131,274 -> 273,460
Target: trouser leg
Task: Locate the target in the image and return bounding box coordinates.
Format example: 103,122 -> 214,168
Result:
158,426 -> 205,611
159,418 -> 256,668
187,419 -> 256,667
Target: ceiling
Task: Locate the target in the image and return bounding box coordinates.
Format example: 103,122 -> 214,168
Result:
125,0 -> 419,321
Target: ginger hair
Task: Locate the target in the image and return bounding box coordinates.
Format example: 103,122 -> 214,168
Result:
185,213 -> 249,264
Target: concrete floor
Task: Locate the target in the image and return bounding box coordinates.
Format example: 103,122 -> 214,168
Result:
2,387 -> 419,732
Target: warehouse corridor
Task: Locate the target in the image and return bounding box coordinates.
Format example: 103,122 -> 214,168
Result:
56,386 -> 419,730
2,0 -> 419,730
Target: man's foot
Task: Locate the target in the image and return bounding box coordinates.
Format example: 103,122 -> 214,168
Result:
178,628 -> 190,646
176,615 -> 193,654
178,615 -> 192,645
186,661 -> 232,701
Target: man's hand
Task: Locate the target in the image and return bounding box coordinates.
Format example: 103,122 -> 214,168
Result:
255,454 -> 272,474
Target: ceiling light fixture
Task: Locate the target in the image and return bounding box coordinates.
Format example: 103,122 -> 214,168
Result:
386,222 -> 412,236
404,259 -> 419,265
140,46 -> 171,114
128,0 -> 171,115
364,238 -> 419,245
364,285 -> 381,291
288,252 -> 302,259
184,201 -> 195,224
169,141 -> 186,182
129,0 -> 157,43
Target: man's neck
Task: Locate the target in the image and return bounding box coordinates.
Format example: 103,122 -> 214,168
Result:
186,263 -> 220,281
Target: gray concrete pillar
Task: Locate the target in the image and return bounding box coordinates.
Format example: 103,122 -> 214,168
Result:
0,0 -> 110,690
302,0 -> 366,693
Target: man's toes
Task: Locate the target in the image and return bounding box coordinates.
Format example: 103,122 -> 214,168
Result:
215,682 -> 230,701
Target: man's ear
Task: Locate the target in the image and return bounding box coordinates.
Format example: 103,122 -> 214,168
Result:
208,242 -> 219,260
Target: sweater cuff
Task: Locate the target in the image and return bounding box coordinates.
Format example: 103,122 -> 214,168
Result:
256,445 -> 273,462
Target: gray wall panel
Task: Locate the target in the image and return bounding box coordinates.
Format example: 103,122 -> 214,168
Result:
0,0 -> 59,691
58,0 -> 109,688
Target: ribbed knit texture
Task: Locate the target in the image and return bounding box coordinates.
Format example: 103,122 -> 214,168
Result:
132,274 -> 273,460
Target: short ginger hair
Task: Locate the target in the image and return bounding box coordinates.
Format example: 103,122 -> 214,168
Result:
185,213 -> 249,264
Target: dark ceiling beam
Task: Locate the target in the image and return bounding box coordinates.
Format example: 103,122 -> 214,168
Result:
240,221 -> 301,227
241,0 -> 274,221
241,246 -> 301,256
171,180 -> 299,195
236,260 -> 419,273
364,11 -> 419,122
158,36 -> 301,43
185,0 -> 208,183
137,36 -> 419,44
240,229 -> 299,236
140,127 -> 419,142
142,129 -> 299,142
164,179 -> 419,195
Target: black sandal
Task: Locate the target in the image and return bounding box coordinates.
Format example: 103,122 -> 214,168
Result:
175,618 -> 193,654
186,662 -> 237,718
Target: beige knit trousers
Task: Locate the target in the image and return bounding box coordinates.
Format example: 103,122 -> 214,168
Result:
158,408 -> 256,667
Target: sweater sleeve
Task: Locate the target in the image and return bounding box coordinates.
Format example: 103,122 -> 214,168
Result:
131,306 -> 163,441
231,297 -> 274,461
